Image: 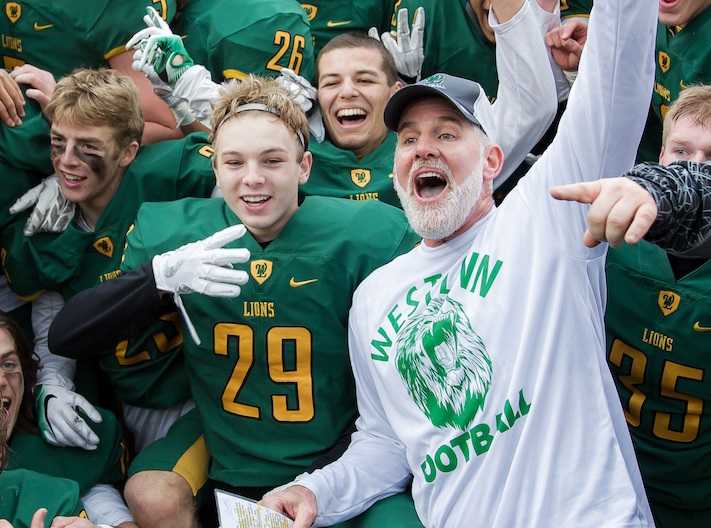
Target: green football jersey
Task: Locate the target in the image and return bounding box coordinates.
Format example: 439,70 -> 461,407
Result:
0,469 -> 84,527
0,0 -> 178,75
560,0 -> 593,18
606,242 -> 711,519
123,196 -> 419,486
393,0 -> 498,95
0,96 -> 51,175
638,7 -> 711,162
303,132 -> 400,207
175,0 -> 315,83
300,0 -> 397,58
0,162 -> 40,234
7,408 -> 126,493
1,133 -> 215,408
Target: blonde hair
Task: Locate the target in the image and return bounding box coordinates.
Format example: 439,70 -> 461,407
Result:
663,85 -> 711,144
210,76 -> 309,158
45,68 -> 143,148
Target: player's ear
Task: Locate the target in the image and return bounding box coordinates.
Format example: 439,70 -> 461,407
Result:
118,140 -> 140,168
298,150 -> 312,185
481,143 -> 503,183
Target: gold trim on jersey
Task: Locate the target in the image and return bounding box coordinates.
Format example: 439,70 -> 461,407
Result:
223,68 -> 249,80
93,236 -> 114,258
658,290 -> 680,317
301,3 -> 317,21
5,2 -> 21,24
173,435 -> 209,496
250,259 -> 273,285
351,168 -> 371,188
104,45 -> 126,61
658,51 -> 671,73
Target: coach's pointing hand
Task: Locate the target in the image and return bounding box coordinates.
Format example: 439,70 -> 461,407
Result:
550,177 -> 658,248
260,485 -> 318,528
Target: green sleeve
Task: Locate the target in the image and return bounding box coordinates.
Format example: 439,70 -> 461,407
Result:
174,134 -> 217,198
85,0 -> 180,60
8,408 -> 127,493
0,97 -> 52,175
207,14 -> 315,81
121,214 -> 151,272
0,469 -> 84,527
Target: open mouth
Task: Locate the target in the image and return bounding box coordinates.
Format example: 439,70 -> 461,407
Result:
61,172 -> 87,187
659,0 -> 679,9
0,397 -> 10,412
240,195 -> 271,208
336,108 -> 368,128
414,171 -> 449,200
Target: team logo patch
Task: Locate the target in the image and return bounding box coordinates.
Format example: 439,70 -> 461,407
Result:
658,290 -> 680,316
395,296 -> 492,430
250,259 -> 273,285
198,145 -> 214,158
422,73 -> 445,89
301,3 -> 318,21
5,2 -> 21,23
351,168 -> 371,188
93,236 -> 114,258
658,51 -> 671,73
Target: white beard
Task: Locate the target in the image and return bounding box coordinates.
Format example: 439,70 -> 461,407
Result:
395,157 -> 483,241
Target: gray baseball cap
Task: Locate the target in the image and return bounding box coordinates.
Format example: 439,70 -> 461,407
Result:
384,73 -> 495,138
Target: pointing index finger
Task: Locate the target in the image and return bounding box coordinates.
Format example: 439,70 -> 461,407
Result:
549,181 -> 601,204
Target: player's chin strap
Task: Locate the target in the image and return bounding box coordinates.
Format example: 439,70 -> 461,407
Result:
174,293 -> 202,346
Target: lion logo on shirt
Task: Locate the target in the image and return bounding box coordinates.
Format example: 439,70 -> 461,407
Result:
395,296 -> 492,430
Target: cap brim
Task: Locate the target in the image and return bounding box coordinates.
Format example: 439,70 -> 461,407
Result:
383,84 -> 476,132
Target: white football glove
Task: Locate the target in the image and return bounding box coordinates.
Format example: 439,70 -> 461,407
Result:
126,7 -> 197,126
369,7 -> 425,81
36,384 -> 103,450
152,224 -> 251,345
9,175 -> 75,236
277,68 -> 325,143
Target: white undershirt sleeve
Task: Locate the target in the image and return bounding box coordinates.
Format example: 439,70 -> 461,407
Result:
82,484 -> 135,527
32,291 -> 76,388
518,0 -> 657,257
487,0 -> 559,188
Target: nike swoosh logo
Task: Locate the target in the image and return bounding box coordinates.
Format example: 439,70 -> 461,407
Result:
693,321 -> 711,333
326,20 -> 352,28
33,22 -> 54,31
290,277 -> 318,288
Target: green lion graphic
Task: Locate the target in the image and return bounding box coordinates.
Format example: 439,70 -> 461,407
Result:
395,296 -> 492,430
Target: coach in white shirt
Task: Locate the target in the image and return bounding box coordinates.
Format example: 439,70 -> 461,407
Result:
261,0 -> 659,525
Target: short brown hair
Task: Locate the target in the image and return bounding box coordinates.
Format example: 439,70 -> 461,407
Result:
663,85 -> 711,144
317,32 -> 399,86
45,69 -> 144,149
210,76 -> 309,157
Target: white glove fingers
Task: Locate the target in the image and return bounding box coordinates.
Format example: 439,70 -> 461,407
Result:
73,394 -> 103,423
200,264 -> 249,284
367,27 -> 381,41
9,183 -> 43,214
412,7 -> 426,40
380,32 -> 399,57
202,282 -> 243,297
145,6 -> 165,29
202,224 -> 248,250
126,27 -> 159,50
397,8 -> 411,43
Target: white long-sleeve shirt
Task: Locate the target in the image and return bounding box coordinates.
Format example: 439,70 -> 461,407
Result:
295,0 -> 658,525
